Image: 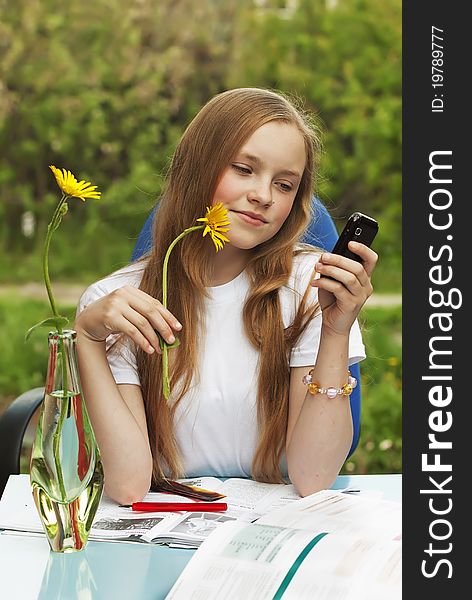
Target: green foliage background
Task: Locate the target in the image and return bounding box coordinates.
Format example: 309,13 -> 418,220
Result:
1,0 -> 401,288
0,0 -> 402,474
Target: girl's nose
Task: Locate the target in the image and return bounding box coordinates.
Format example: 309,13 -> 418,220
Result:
247,180 -> 273,206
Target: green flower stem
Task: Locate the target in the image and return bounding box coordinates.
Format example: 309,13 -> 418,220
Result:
162,226 -> 204,308
52,374 -> 69,502
43,194 -> 68,327
43,194 -> 70,501
161,225 -> 204,399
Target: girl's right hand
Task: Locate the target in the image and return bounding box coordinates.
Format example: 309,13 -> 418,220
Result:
74,286 -> 182,355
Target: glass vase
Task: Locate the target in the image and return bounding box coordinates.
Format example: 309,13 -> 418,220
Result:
30,329 -> 104,553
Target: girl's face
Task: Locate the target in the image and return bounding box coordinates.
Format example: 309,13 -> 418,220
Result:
214,121 -> 306,250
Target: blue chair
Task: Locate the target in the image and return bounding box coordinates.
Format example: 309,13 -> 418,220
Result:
131,197 -> 362,456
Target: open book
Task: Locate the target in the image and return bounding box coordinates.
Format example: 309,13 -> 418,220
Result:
0,474 -> 301,548
165,489 -> 402,599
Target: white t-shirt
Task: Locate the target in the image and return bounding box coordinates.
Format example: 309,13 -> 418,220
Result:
76,250 -> 366,478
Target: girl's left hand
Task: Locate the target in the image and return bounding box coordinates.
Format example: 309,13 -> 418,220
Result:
311,241 -> 378,336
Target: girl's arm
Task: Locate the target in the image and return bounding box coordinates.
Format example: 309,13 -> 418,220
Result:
286,241 -> 377,497
74,285 -> 182,504
75,334 -> 152,504
286,332 -> 353,497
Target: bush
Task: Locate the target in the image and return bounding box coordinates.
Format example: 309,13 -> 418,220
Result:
1,0 -> 401,291
0,296 -> 77,406
342,305 -> 402,474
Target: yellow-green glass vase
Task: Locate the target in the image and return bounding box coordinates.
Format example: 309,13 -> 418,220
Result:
30,330 -> 104,552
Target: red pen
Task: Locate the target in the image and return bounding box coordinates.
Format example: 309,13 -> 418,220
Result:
124,502 -> 228,512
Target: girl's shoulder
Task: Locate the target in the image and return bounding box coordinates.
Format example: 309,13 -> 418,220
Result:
77,259 -> 147,313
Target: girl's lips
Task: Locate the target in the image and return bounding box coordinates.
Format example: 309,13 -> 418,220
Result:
233,211 -> 267,227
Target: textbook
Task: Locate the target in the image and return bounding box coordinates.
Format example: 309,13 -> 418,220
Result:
165,489 -> 402,599
0,474 -> 301,548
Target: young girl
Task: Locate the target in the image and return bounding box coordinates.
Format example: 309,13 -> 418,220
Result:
75,88 -> 377,504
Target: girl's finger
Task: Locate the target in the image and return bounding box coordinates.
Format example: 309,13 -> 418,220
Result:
346,242 -> 378,277
129,288 -> 182,331
314,263 -> 363,296
318,252 -> 372,287
124,288 -> 182,335
311,273 -> 355,302
114,314 -> 157,355
122,305 -> 174,350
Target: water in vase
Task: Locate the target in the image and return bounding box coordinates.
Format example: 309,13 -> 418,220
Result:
30,389 -> 104,552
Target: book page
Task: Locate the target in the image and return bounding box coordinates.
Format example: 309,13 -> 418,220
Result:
142,510 -> 238,546
281,533 -> 401,600
165,520 -> 402,599
257,489 -> 402,541
92,476 -> 226,541
218,478 -> 301,519
166,520 -> 326,599
142,479 -> 301,545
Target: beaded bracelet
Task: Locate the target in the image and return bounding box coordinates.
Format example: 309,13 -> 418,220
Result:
302,370 -> 357,398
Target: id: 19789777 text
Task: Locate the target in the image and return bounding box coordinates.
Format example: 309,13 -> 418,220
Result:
431,25 -> 444,113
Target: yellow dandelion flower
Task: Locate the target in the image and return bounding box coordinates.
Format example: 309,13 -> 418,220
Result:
49,165 -> 101,201
196,202 -> 230,252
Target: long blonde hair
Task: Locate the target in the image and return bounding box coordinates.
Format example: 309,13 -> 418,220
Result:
136,88 -> 322,483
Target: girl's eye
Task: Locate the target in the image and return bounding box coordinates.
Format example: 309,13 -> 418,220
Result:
232,164 -> 252,174
277,182 -> 293,192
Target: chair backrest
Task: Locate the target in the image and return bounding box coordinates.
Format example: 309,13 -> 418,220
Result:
131,197 -> 361,456
0,387 -> 44,495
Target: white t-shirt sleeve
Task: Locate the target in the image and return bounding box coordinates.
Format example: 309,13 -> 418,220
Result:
290,312 -> 366,367
282,250 -> 366,368
75,264 -> 143,386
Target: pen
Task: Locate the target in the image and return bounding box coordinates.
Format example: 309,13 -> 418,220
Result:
121,502 -> 228,512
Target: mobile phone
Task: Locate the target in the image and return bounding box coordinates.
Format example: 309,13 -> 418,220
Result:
330,212 -> 378,262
